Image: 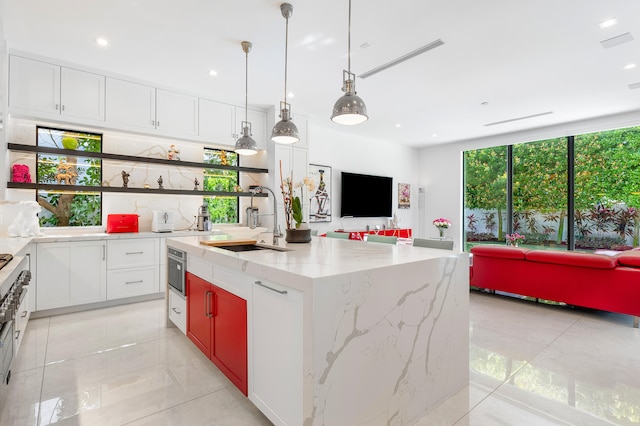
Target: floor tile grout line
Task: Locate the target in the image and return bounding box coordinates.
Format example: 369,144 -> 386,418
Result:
37,317 -> 52,426
119,387 -> 233,425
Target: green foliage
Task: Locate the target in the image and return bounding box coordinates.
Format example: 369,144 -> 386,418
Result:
203,148 -> 239,223
36,127 -> 102,227
292,196 -> 303,226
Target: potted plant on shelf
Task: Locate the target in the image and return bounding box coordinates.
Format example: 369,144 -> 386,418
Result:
280,161 -> 315,243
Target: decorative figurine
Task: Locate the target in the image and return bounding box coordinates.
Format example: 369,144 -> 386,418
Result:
233,185 -> 243,192
157,175 -> 164,189
194,178 -> 200,191
56,169 -> 77,185
167,144 -> 180,161
121,171 -> 130,188
218,151 -> 228,166
143,184 -> 151,189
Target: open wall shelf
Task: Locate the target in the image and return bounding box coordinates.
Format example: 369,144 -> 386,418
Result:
6,182 -> 268,197
8,143 -> 269,174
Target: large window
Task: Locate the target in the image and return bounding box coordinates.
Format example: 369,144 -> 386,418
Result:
203,148 -> 239,223
36,126 -> 102,227
512,138 -> 567,247
464,146 -> 507,244
464,126 -> 640,251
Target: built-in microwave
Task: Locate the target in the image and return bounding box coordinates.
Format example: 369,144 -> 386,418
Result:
167,247 -> 186,297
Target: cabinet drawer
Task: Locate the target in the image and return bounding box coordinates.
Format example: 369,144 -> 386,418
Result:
107,239 -> 159,269
168,289 -> 186,334
107,267 -> 158,299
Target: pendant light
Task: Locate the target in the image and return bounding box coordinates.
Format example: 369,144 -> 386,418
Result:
235,41 -> 259,155
331,0 -> 368,125
271,3 -> 300,144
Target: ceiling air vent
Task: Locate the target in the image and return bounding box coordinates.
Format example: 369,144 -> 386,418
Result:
484,111 -> 554,127
600,33 -> 634,49
359,39 -> 445,79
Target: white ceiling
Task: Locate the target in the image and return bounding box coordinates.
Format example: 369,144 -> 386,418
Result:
3,0 -> 640,148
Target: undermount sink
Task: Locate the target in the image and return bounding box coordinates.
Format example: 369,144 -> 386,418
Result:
217,244 -> 291,253
218,244 -> 269,252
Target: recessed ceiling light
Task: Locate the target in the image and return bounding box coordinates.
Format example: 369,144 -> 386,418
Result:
208,70 -> 218,77
624,63 -> 637,70
95,37 -> 108,47
599,18 -> 618,29
287,92 -> 294,98
432,134 -> 438,138
395,124 -> 401,128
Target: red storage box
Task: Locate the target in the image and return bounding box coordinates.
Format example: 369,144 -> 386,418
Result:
106,214 -> 139,233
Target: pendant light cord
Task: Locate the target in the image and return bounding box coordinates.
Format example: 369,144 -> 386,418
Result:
347,0 -> 351,74
245,49 -> 249,124
284,15 -> 289,104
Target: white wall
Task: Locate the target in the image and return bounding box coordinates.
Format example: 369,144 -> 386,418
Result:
418,109 -> 640,250
308,123 -> 420,236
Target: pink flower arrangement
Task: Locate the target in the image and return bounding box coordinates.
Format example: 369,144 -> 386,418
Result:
506,233 -> 525,243
432,218 -> 452,229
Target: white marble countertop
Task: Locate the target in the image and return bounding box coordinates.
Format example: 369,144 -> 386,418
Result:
167,233 -> 463,282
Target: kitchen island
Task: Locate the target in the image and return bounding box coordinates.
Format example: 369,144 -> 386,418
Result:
166,233 -> 469,426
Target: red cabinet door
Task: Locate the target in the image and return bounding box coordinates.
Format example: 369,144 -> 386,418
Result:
211,285 -> 248,396
186,273 -> 212,356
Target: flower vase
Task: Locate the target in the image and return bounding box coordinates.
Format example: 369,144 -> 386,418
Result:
285,228 -> 311,243
438,228 -> 445,238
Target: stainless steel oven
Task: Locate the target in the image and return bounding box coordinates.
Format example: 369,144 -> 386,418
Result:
167,247 -> 186,297
0,257 -> 30,386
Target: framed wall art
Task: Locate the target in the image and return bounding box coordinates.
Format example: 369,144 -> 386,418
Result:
398,182 -> 410,209
308,164 -> 332,222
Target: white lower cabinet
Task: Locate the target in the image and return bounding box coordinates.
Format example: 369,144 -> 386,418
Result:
106,266 -> 158,300
107,239 -> 160,300
250,279 -> 303,426
168,288 -> 186,334
36,241 -> 107,310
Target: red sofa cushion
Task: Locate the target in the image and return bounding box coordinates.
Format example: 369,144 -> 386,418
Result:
616,251 -> 640,268
471,245 -> 528,259
525,250 -> 616,269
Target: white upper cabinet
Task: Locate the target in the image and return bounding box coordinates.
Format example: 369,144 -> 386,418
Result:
156,89 -> 199,138
9,55 -> 105,121
198,98 -> 236,145
105,77 -> 156,131
106,79 -> 199,138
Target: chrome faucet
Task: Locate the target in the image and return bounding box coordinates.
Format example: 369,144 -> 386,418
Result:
250,186 -> 282,244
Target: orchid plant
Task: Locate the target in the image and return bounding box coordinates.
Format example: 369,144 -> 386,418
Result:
279,161 -> 316,229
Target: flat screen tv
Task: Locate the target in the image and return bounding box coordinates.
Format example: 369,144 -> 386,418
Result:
340,172 -> 393,218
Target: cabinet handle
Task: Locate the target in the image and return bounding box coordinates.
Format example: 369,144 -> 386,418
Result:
55,104 -> 59,110
151,120 -> 155,125
103,246 -> 105,261
157,121 -> 160,126
61,105 -> 65,111
125,280 -> 143,285
205,291 -> 213,318
213,292 -> 217,317
125,251 -> 144,255
15,330 -> 20,340
171,307 -> 181,315
21,311 -> 27,318
255,280 -> 288,295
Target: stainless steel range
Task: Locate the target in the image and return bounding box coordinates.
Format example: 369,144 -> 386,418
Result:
0,256 -> 30,385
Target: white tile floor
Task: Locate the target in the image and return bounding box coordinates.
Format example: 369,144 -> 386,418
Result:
2,291 -> 639,425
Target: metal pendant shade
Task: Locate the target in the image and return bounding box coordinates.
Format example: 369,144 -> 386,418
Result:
271,3 -> 300,144
331,0 -> 368,125
235,41 -> 258,156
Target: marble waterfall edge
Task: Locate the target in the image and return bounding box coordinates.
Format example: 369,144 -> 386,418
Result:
308,255 -> 469,425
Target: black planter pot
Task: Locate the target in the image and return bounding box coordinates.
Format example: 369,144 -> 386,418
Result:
285,228 -> 311,243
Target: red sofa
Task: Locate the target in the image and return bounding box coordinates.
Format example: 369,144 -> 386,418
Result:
470,245 -> 640,327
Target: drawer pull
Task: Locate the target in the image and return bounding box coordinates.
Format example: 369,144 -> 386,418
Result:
255,281 -> 288,295
15,330 -> 21,340
21,311 -> 28,318
125,251 -> 144,255
125,280 -> 143,285
171,307 -> 181,315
